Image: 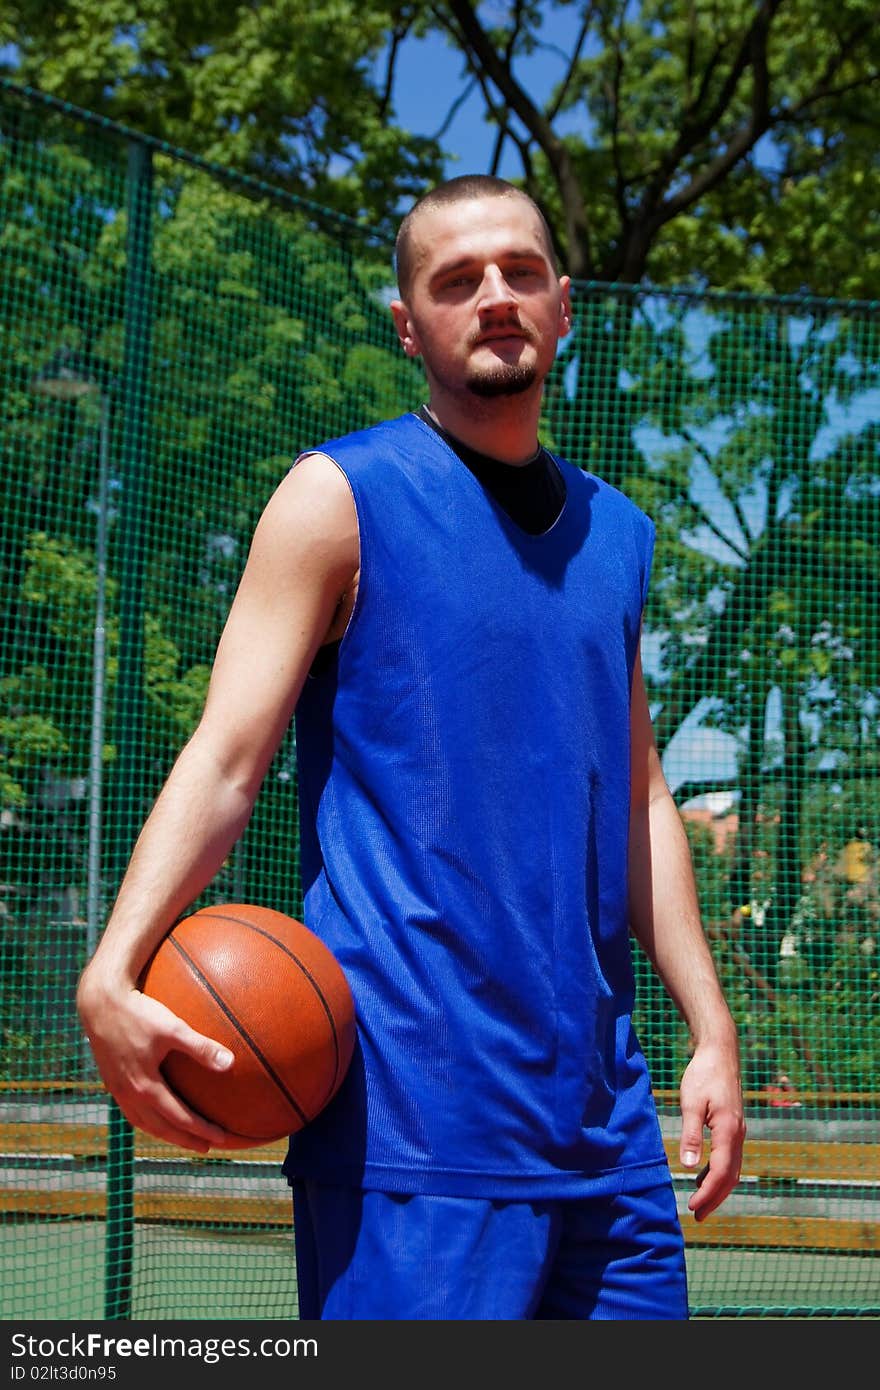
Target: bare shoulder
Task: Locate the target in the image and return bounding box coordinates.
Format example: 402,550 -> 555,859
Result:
263,450 -> 358,540
249,451 -> 359,590
200,452 -> 360,739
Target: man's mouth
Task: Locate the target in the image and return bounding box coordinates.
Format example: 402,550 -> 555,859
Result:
474,329 -> 529,346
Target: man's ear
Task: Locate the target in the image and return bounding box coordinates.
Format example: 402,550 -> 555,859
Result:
390,299 -> 420,357
558,276 -> 573,340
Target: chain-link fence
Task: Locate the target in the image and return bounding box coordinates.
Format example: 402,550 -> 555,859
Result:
1,79 -> 878,1319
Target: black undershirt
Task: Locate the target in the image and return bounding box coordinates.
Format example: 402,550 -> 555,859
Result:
310,409 -> 566,674
416,404 -> 565,536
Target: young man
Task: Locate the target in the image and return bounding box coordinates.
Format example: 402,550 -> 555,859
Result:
77,175 -> 745,1320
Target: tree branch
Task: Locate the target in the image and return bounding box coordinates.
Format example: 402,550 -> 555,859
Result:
431,75 -> 478,141
380,20 -> 412,121
441,0 -> 596,277
638,9 -> 878,255
644,0 -> 783,213
679,429 -> 752,561
546,4 -> 595,123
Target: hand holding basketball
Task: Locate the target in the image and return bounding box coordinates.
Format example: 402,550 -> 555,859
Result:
140,903 -> 356,1146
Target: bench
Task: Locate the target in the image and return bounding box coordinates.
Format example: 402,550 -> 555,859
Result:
664,1136 -> 879,1253
1,1089 -> 877,1252
0,1121 -> 292,1227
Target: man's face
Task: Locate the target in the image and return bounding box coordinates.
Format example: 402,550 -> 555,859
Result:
391,195 -> 571,403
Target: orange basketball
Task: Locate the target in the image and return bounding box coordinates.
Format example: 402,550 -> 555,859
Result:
140,903 -> 356,1146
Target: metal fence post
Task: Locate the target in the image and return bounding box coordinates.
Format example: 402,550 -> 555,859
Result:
104,136 -> 154,1323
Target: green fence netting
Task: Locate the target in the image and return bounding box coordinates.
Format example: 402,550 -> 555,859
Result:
1,79 -> 878,1321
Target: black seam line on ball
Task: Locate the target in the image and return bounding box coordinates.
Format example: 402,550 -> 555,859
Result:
168,935 -> 310,1126
191,909 -> 345,1094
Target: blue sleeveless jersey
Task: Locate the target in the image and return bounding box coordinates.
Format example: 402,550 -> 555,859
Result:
283,412 -> 670,1197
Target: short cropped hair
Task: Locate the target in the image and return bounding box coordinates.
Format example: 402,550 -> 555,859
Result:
394,175 -> 559,299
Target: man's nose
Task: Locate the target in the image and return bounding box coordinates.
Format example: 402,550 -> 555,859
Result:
478,265 -> 517,311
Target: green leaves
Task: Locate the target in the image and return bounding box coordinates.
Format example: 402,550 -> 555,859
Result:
1,0 -> 443,235
4,2 -> 877,292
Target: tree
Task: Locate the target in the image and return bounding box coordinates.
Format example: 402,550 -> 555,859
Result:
0,0 -> 444,243
613,286 -> 880,1085
4,2 -> 878,295
0,96 -> 421,1076
3,6 -> 878,1091
426,0 -> 880,297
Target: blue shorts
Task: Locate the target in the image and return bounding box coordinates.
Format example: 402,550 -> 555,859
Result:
291,1177 -> 688,1320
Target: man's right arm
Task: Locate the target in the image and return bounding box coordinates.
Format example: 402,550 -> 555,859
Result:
76,452 -> 358,1152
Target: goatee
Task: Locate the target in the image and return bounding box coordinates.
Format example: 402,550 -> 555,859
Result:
466,362 -> 537,398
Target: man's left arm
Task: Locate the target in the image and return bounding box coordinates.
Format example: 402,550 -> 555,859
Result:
627,646 -> 746,1222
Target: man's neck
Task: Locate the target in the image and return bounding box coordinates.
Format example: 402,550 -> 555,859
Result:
424,392 -> 542,467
